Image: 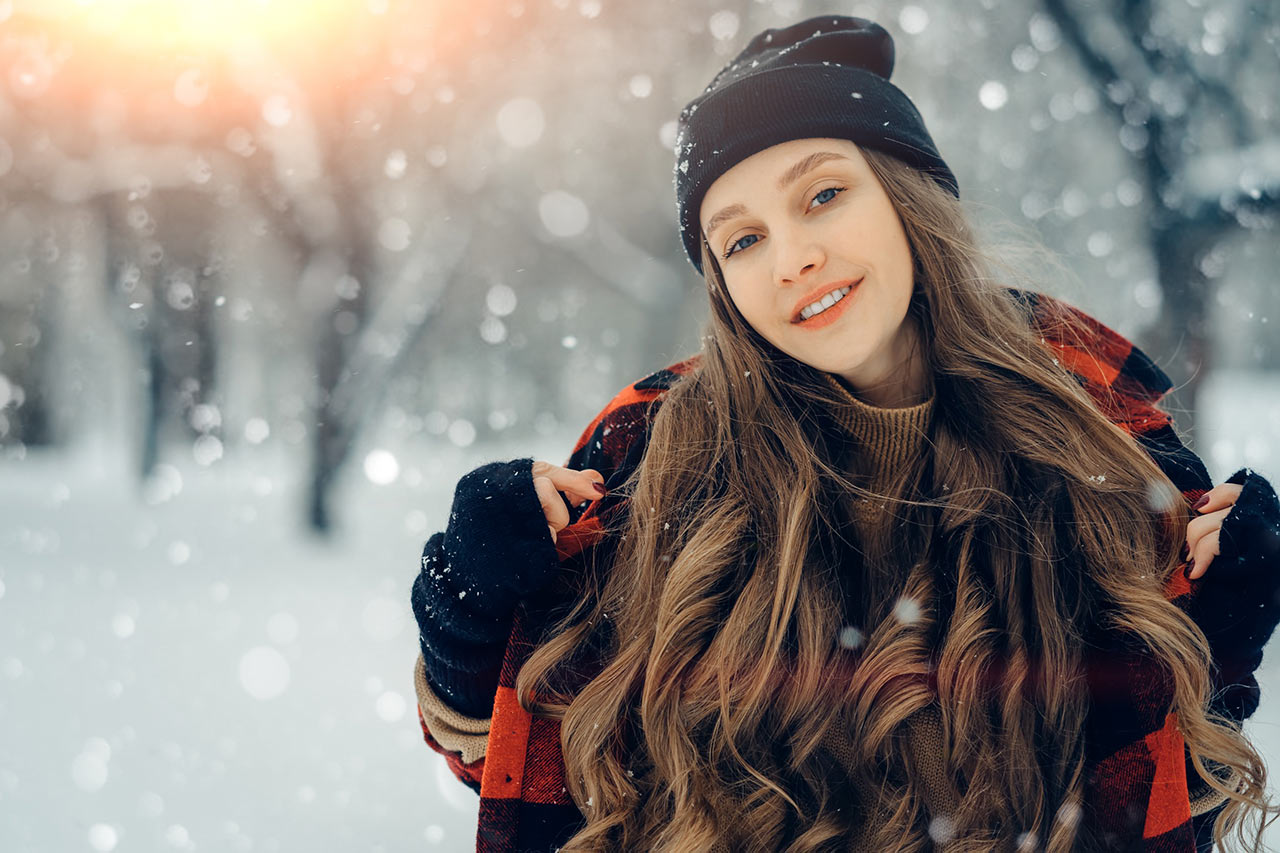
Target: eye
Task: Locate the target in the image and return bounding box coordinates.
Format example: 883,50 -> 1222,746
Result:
809,186 -> 845,209
723,233 -> 760,260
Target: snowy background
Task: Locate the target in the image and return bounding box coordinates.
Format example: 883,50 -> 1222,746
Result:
1,0 -> 1278,850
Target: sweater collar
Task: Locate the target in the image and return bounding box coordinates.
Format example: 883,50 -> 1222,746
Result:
819,372 -> 934,484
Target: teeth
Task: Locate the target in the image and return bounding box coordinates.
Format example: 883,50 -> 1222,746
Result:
800,286 -> 851,320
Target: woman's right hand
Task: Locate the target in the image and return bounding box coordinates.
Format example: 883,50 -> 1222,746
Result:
530,460 -> 607,543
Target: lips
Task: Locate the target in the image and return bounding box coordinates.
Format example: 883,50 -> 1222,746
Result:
790,277 -> 862,324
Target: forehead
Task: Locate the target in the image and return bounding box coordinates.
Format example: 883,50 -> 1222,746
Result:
699,138 -> 866,223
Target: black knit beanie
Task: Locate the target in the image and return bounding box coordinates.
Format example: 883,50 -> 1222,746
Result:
674,15 -> 959,273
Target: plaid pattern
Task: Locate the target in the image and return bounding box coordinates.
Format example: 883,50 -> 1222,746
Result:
417,292 -> 1257,852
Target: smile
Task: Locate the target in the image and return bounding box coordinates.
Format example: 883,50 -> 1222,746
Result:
799,285 -> 851,320
791,278 -> 862,329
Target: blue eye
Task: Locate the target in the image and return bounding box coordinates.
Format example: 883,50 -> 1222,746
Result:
723,233 -> 760,259
809,186 -> 844,208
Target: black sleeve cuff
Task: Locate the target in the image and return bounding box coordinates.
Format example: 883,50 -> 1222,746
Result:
409,458 -> 567,718
443,458 -> 563,601
411,531 -> 510,717
1188,467 -> 1280,660
1216,468 -> 1280,568
421,646 -> 505,720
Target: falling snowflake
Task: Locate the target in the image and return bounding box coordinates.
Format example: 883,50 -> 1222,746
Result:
838,625 -> 865,649
928,815 -> 956,843
1144,479 -> 1180,512
496,97 -> 545,148
893,596 -> 922,625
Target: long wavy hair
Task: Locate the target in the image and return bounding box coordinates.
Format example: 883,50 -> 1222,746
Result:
515,148 -> 1275,851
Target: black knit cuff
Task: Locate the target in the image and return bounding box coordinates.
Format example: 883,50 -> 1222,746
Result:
1189,468 -> 1280,657
421,643 -> 506,720
1216,468 -> 1280,568
412,532 -> 511,717
409,458 -> 566,718
443,458 -> 563,602
412,533 -> 512,646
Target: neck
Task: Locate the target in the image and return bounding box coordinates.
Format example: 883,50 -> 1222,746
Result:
836,318 -> 931,408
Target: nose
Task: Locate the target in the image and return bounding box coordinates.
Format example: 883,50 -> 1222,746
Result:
772,232 -> 826,285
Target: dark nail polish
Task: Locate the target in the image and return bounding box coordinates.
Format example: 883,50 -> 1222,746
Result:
1183,562 -> 1194,580
1192,495 -> 1210,511
593,482 -> 607,496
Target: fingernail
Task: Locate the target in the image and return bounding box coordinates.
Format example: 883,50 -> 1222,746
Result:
1180,542 -> 1189,561
1183,561 -> 1194,580
593,482 -> 607,496
1192,495 -> 1210,511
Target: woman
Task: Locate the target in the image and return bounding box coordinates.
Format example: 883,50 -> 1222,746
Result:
410,16 -> 1280,853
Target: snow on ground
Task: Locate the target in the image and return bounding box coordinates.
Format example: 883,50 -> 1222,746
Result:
0,438 -> 509,853
1,371 -> 1278,852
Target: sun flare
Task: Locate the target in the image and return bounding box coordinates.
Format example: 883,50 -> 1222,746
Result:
19,0 -> 365,56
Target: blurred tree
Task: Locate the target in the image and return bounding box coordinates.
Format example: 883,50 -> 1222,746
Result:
1041,0 -> 1280,427
100,189 -> 222,478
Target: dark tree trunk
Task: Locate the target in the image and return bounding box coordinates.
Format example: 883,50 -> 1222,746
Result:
1041,0 -> 1279,440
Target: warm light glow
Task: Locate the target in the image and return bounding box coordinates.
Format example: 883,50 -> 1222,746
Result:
18,0 -> 367,56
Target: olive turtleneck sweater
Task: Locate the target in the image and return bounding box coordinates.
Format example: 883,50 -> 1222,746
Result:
812,374 -> 957,849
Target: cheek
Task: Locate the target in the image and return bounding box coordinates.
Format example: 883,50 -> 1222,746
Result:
735,287 -> 763,315
724,283 -> 776,336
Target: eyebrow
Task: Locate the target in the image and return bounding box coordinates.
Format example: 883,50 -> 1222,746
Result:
703,151 -> 851,238
776,151 -> 850,192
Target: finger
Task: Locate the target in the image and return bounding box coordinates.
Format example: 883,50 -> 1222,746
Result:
1184,505 -> 1228,569
532,474 -> 570,534
1187,528 -> 1221,580
1186,506 -> 1230,554
1192,483 -> 1243,515
531,460 -> 608,504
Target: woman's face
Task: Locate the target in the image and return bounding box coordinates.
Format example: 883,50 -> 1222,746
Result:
699,138 -> 923,403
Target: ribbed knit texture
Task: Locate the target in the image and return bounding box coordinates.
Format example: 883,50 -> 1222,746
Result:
817,374 -> 954,847
412,458 -> 563,719
824,372 -> 933,498
673,16 -> 958,271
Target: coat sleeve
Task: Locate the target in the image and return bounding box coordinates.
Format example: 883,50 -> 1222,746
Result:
1029,293 -> 1279,847
1025,290 -> 1279,722
413,460 -> 563,721
413,360 -> 696,793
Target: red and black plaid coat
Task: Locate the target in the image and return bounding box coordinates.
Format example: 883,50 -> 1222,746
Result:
418,292 -> 1270,852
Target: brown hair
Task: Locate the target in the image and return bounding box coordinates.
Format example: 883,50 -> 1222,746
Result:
515,148 -> 1275,851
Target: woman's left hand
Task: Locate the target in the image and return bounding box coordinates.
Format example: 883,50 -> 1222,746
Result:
1185,483 -> 1245,580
